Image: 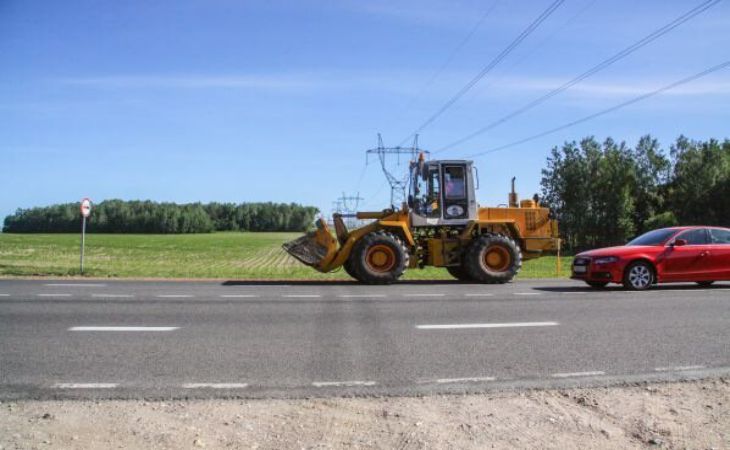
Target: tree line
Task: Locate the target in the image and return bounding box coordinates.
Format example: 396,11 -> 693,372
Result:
540,135 -> 730,251
2,200 -> 320,233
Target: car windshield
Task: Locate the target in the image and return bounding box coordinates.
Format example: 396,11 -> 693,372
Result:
626,228 -> 678,246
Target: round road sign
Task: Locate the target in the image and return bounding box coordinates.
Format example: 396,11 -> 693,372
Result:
80,198 -> 92,218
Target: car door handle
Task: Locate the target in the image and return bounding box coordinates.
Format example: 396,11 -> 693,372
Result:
700,251 -> 711,257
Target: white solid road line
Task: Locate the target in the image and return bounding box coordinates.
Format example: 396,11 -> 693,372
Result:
434,376 -> 496,384
283,294 -> 321,298
417,321 -> 559,330
156,294 -> 194,298
45,283 -> 107,287
513,292 -> 540,296
69,326 -> 179,331
552,371 -> 605,378
338,294 -> 386,298
0,294 -> 9,297
182,383 -> 249,389
654,365 -> 706,372
403,293 -> 445,297
312,381 -> 377,387
220,294 -> 259,298
91,294 -> 134,298
52,383 -> 118,389
37,293 -> 71,297
464,293 -> 494,297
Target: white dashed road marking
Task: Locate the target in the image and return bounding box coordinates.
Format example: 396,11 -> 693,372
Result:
416,322 -> 559,330
312,381 -> 377,387
552,371 -> 605,378
513,292 -> 540,296
338,294 -> 386,298
434,377 -> 496,384
182,383 -> 249,389
37,293 -> 71,297
0,294 -> 9,297
654,365 -> 706,372
52,383 -> 118,389
156,294 -> 194,298
45,283 -> 107,287
403,293 -> 445,297
91,294 -> 134,298
69,326 -> 179,332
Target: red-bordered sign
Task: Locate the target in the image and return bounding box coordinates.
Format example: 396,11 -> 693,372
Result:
80,198 -> 92,218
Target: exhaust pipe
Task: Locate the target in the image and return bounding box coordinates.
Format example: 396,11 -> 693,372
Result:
509,177 -> 519,208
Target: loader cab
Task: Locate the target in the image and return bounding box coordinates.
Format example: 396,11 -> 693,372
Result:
408,159 -> 478,227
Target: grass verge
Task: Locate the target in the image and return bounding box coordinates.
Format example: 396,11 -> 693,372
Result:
0,232 -> 572,279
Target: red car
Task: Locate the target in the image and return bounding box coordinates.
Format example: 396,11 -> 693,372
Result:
571,226 -> 730,290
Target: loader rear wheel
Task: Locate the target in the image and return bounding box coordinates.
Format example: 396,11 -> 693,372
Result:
350,232 -> 407,284
447,266 -> 472,282
464,234 -> 522,284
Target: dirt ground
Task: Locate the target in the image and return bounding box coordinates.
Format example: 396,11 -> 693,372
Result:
1,379 -> 728,450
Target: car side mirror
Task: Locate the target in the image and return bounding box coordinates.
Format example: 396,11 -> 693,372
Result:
672,239 -> 687,247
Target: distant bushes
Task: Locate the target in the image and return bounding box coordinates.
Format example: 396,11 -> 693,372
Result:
2,200 -> 319,233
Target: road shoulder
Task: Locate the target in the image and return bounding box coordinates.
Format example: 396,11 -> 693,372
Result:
2,378 -> 727,449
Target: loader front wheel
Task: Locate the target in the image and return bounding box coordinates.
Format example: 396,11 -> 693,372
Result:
350,232 -> 407,284
343,259 -> 358,280
464,234 -> 522,284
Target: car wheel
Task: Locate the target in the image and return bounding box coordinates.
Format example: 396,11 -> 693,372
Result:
696,281 -> 715,287
586,281 -> 609,289
622,261 -> 654,290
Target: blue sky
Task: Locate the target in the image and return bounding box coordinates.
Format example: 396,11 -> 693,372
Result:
1,0 -> 729,222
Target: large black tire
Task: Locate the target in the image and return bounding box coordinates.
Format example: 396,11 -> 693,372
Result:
349,231 -> 408,284
463,234 -> 522,284
622,260 -> 654,290
586,281 -> 609,289
447,265 -> 472,282
343,259 -> 358,280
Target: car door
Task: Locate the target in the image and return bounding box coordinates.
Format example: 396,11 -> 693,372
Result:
662,228 -> 711,281
708,228 -> 730,279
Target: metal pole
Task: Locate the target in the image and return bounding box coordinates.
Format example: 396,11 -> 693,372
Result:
80,216 -> 86,274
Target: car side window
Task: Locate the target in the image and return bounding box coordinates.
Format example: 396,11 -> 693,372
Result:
710,228 -> 730,244
676,228 -> 709,245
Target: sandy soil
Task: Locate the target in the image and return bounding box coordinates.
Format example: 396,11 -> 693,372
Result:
1,379 -> 728,450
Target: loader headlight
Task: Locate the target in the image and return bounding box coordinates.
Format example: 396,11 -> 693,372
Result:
446,205 -> 464,217
594,256 -> 618,265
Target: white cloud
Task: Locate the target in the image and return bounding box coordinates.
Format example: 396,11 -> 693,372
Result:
490,75 -> 730,97
60,74 -> 321,90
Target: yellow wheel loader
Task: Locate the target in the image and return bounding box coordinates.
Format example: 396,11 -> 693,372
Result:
283,155 -> 560,284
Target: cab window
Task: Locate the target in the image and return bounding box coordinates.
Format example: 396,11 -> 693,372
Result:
413,167 -> 440,218
675,228 -> 709,245
444,166 -> 466,199
710,228 -> 730,244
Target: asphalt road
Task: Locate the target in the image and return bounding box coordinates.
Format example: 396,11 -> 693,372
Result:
0,278 -> 728,399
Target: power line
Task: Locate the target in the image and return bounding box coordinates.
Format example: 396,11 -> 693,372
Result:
401,0 -> 500,114
436,0 -> 723,153
462,61 -> 730,159
398,0 -> 565,146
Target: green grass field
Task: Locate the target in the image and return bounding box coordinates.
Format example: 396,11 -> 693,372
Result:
0,232 -> 572,280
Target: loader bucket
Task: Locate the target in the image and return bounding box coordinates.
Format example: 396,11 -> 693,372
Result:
282,219 -> 338,271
